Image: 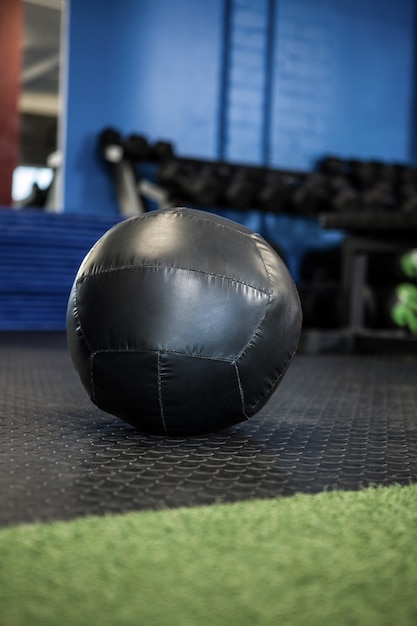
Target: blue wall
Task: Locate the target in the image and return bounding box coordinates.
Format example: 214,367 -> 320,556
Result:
64,0 -> 224,214
270,0 -> 416,170
63,0 -> 417,214
220,0 -> 272,164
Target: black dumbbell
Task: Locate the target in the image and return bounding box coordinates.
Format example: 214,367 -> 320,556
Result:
156,159 -> 186,199
256,172 -> 293,213
184,164 -> 224,206
348,159 -> 384,190
291,173 -> 331,216
158,160 -> 223,206
328,175 -> 360,211
361,181 -> 395,211
317,155 -> 347,176
98,127 -> 145,215
98,127 -> 125,163
223,168 -> 260,209
378,163 -> 399,187
124,133 -> 150,161
150,141 -> 175,162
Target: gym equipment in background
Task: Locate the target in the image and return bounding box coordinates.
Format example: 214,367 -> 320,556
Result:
388,249 -> 417,335
97,128 -> 417,340
66,207 -> 302,436
98,128 -> 147,216
390,283 -> 417,335
97,127 -> 310,216
98,129 -> 417,221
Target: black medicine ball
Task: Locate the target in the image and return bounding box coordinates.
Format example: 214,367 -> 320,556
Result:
67,207 -> 302,435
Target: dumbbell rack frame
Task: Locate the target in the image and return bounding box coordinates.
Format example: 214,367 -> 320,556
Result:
321,211 -> 417,351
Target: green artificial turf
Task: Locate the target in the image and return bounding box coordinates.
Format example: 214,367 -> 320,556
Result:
1,484 -> 417,626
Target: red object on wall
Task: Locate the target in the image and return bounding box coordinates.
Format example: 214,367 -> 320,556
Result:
0,0 -> 22,206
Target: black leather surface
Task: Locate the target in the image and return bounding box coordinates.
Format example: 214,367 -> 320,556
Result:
1,332 -> 416,527
67,208 -> 302,435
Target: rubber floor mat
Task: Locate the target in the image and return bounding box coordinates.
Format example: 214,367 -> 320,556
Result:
1,332 -> 417,526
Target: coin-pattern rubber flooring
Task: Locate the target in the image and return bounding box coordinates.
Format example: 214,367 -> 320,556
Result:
1,332 -> 416,526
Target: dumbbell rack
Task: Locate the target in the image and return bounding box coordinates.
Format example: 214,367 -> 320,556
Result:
98,126 -> 308,216
321,211 -> 417,351
99,129 -> 417,351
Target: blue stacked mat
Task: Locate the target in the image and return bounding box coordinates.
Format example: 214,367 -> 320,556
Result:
0,210 -> 122,330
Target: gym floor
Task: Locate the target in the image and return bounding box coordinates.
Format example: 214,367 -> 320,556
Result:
1,331 -> 416,527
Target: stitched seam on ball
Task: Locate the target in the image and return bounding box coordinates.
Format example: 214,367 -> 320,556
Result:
173,208 -> 255,239
248,344 -> 298,414
115,209 -> 255,243
90,353 -> 96,403
234,362 -> 249,420
76,265 -> 271,295
110,209 -> 255,248
157,352 -> 169,436
235,294 -> 271,361
91,348 -> 233,362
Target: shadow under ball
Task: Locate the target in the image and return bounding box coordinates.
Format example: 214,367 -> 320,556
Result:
66,207 -> 302,436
